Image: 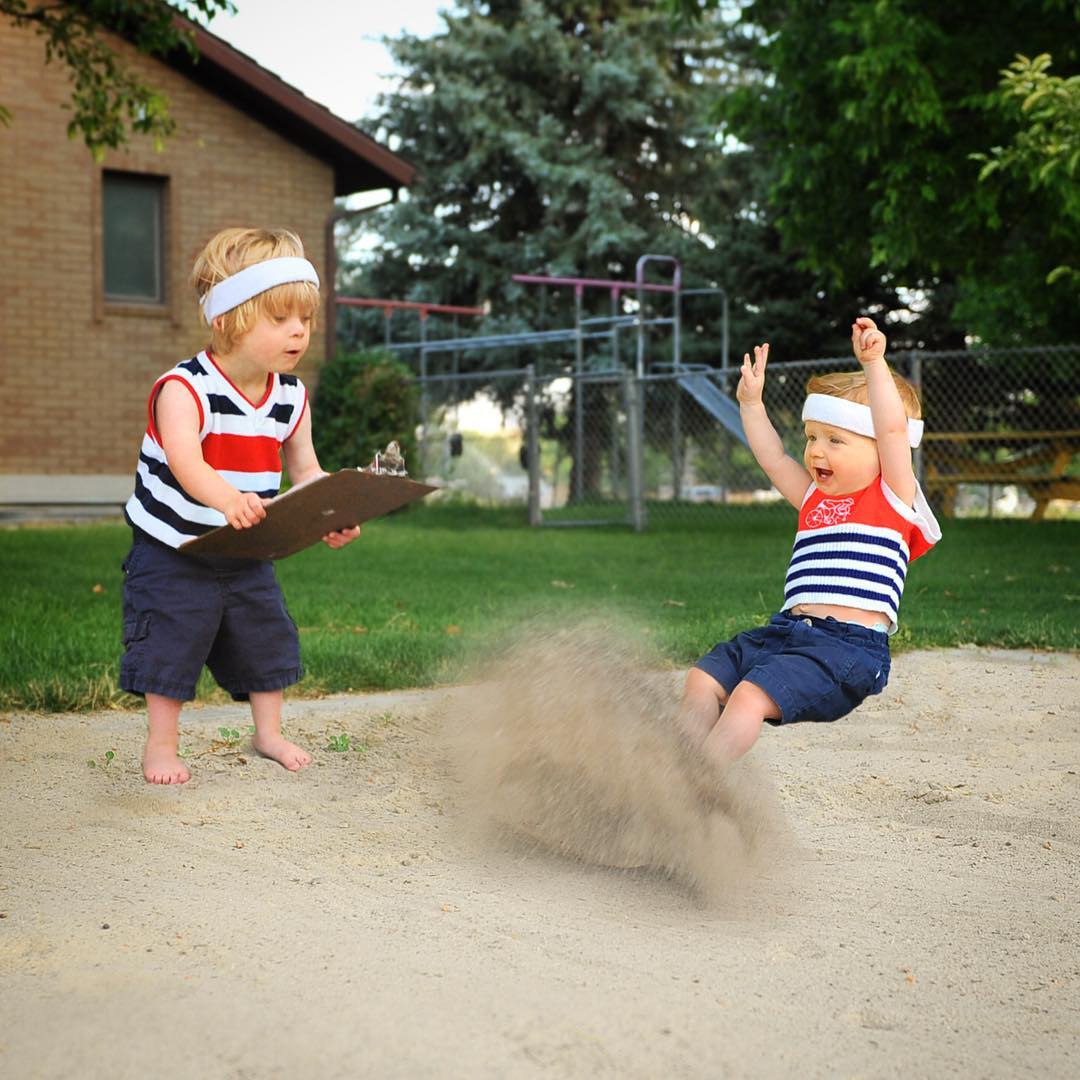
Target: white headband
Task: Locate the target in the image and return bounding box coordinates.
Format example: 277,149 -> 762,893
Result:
201,257 -> 320,321
802,393 -> 924,448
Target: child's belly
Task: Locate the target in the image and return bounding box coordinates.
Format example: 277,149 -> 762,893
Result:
789,602 -> 889,631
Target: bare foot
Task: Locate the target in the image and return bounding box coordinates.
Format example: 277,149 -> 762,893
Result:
143,744 -> 191,785
252,733 -> 311,772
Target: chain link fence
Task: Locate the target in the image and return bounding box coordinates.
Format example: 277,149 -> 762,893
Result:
408,344 -> 1079,527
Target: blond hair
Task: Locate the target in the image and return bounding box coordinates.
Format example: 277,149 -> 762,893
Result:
806,369 -> 922,419
191,227 -> 320,353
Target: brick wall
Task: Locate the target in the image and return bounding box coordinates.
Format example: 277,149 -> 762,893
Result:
0,21 -> 335,477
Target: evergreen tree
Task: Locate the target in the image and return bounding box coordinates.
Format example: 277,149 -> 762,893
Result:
343,1 -> 725,355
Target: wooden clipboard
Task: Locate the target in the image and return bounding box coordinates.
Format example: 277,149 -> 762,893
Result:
179,470 -> 437,560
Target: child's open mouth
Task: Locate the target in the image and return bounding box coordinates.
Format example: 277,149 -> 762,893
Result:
816,468 -> 833,481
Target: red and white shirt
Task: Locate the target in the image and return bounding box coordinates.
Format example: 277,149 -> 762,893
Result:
124,351 -> 307,548
783,477 -> 941,633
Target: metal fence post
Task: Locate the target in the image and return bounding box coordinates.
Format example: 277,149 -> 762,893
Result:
635,286 -> 646,380
720,289 -> 729,372
573,285 -> 585,504
610,288 -> 620,368
672,382 -> 683,501
526,364 -> 542,527
672,272 -> 683,499
624,370 -> 646,532
419,311 -> 429,475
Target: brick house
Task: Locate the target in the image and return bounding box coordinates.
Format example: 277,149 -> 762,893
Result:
0,16 -> 414,511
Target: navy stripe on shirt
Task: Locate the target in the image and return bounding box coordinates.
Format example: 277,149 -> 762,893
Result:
783,582 -> 899,608
788,546 -> 908,579
207,393 -> 245,416
792,529 -> 909,563
785,564 -> 902,604
138,451 -> 190,499
131,473 -> 214,537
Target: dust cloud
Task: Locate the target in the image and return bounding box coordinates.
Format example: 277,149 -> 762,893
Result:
447,620 -> 789,901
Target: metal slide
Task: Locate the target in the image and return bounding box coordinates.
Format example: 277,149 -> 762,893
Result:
677,367 -> 749,446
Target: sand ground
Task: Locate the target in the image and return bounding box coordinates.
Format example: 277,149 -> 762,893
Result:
1,647 -> 1078,1079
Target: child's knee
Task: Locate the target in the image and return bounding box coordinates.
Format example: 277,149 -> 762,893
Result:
702,699 -> 765,762
684,666 -> 728,704
727,680 -> 781,722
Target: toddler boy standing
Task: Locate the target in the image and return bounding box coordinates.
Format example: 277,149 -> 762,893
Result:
121,227 -> 360,784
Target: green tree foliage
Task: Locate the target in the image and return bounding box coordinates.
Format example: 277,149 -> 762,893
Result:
975,53 -> 1080,290
669,0 -> 1080,346
310,350 -> 418,474
1,0 -> 233,157
678,146 -> 937,357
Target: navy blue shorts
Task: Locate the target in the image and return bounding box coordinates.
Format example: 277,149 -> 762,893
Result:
119,532 -> 303,702
695,611 -> 890,725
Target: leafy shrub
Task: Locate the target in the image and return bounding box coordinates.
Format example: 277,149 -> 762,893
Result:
310,350 -> 418,473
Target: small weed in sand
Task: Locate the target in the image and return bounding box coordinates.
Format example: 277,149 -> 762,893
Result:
87,749 -> 115,769
216,725 -> 255,748
326,733 -> 368,753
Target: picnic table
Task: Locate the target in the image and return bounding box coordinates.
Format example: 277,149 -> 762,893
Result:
921,429 -> 1080,519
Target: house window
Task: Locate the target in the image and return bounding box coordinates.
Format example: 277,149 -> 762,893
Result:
102,171 -> 166,304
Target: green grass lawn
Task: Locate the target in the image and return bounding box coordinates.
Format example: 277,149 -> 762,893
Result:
1,503 -> 1076,711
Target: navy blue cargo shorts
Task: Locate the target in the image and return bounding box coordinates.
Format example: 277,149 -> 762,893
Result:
119,531 -> 303,702
694,610 -> 891,725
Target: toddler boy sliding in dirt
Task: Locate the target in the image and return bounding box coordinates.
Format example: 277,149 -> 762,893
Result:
680,317 -> 941,762
121,227 -> 360,785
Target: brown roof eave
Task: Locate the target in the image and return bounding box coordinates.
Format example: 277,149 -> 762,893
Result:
164,17 -> 416,197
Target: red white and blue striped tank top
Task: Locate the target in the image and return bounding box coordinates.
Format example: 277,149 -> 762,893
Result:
783,478 -> 941,633
124,351 -> 308,548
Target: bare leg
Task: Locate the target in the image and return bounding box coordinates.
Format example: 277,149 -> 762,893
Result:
679,670 -> 779,763
143,694 -> 191,784
250,690 -> 311,771
678,667 -> 729,746
701,680 -> 779,763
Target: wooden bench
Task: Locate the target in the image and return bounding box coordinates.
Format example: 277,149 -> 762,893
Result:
921,430 -> 1080,519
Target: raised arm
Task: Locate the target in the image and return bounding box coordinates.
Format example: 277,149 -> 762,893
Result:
852,318 -> 917,506
737,343 -> 813,509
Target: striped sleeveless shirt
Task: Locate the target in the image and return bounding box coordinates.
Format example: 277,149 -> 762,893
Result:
783,477 -> 941,633
124,351 -> 308,548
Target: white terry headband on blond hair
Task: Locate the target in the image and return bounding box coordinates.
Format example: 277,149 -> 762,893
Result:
201,257 -> 320,321
802,393 -> 924,448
